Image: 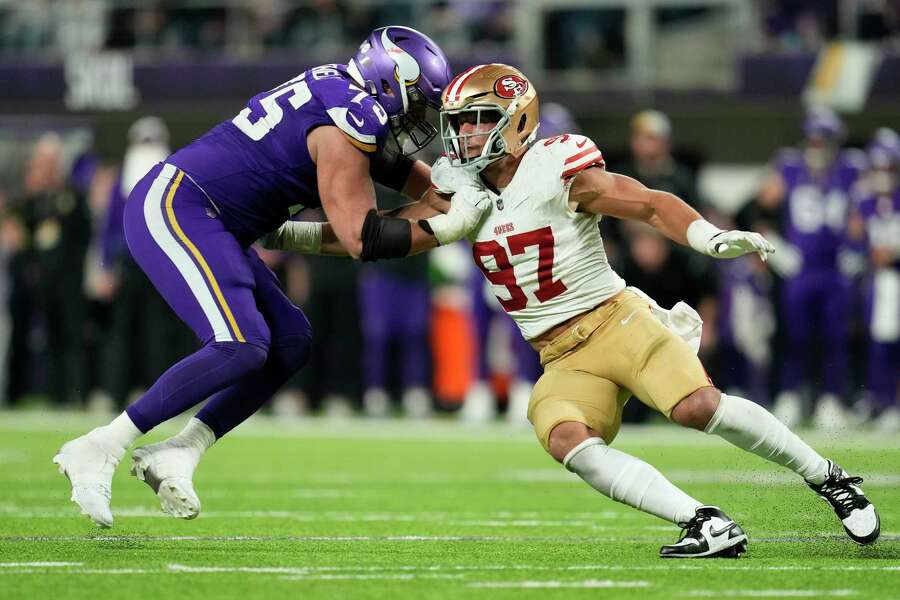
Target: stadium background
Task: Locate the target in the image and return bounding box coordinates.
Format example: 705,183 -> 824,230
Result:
1,3 -> 900,598
0,0 -> 898,428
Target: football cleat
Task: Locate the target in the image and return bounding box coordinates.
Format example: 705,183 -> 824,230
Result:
660,506 -> 748,558
808,460 -> 880,545
131,439 -> 202,520
53,430 -> 125,528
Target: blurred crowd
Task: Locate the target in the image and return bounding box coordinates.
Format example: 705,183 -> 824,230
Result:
0,103 -> 897,431
0,0 -> 513,58
2,1 -> 899,60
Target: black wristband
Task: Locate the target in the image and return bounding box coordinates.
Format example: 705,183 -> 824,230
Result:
360,209 -> 412,262
370,150 -> 415,192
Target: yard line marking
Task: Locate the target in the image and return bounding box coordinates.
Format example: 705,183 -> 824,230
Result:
0,562 -> 83,567
469,579 -> 652,589
683,591 -> 858,597
503,469 -> 900,486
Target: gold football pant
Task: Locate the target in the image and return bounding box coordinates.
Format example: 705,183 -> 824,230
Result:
528,289 -> 712,452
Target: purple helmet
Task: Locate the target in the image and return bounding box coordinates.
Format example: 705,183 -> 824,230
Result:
803,106 -> 845,142
348,26 -> 453,154
866,127 -> 900,170
539,102 -> 580,138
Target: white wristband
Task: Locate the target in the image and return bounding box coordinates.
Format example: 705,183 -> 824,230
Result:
685,219 -> 723,256
272,221 -> 323,254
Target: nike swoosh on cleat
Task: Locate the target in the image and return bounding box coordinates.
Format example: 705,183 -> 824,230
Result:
575,139 -> 588,148
620,311 -> 636,325
709,522 -> 736,537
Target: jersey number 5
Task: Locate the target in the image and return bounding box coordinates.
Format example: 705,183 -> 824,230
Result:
233,77 -> 312,141
472,226 -> 568,312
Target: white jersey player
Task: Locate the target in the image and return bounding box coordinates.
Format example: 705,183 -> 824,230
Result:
274,64 -> 879,558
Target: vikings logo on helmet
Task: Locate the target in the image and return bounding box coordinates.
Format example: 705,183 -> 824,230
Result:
494,75 -> 529,99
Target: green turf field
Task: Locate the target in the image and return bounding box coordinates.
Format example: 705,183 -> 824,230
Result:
0,412 -> 897,599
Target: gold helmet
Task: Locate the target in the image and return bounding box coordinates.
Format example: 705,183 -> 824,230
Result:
440,64 -> 539,172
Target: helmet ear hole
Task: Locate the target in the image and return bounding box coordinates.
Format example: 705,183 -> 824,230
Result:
381,79 -> 394,96
517,114 -> 527,134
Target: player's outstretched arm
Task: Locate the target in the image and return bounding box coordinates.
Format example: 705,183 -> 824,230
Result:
290,126 -> 487,260
569,167 -> 774,260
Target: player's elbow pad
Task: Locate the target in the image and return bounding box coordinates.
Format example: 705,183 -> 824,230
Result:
360,209 -> 412,262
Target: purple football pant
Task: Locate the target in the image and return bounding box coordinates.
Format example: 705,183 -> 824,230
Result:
780,269 -> 849,397
867,341 -> 900,410
123,163 -> 311,437
358,271 -> 429,390
470,274 -> 542,384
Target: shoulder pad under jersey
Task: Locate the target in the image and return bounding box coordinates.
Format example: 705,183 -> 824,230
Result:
309,65 -> 390,153
518,134 -> 606,200
771,147 -> 803,172
430,155 -> 480,194
839,148 -> 868,173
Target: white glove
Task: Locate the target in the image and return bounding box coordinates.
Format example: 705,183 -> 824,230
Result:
425,185 -> 491,245
686,219 -> 774,261
708,230 -> 775,260
264,221 -> 323,254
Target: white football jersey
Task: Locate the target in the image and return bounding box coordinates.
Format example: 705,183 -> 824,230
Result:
432,134 -> 626,340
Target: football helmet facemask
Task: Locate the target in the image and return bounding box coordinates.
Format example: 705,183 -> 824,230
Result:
440,64 -> 540,172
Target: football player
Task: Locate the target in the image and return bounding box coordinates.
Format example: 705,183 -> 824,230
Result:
850,128 -> 900,430
758,107 -> 867,429
53,26 -> 490,528
276,65 -> 881,557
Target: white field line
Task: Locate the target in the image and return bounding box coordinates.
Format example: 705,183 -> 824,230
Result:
0,562 -> 83,567
683,591 -> 858,597
6,533 -> 900,545
469,579 -> 652,589
2,563 -> 900,576
3,411 -> 899,450
504,469 -> 900,486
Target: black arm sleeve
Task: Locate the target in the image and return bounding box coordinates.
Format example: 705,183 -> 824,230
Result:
369,149 -> 415,193
360,209 -> 412,262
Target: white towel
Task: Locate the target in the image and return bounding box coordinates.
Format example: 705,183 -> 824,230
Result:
626,286 -> 704,354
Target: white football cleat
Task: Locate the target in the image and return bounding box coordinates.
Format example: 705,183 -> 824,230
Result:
506,379 -> 533,427
53,430 -> 125,528
660,506 -> 748,558
402,387 -> 433,419
812,394 -> 848,431
131,440 -> 202,520
808,460 -> 880,545
873,407 -> 900,433
460,381 -> 497,423
773,391 -> 803,428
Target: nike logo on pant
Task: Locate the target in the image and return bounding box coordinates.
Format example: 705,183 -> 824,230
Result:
620,311 -> 636,325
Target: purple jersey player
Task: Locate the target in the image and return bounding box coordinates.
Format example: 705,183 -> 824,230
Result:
851,128 -> 900,429
52,26 -> 490,529
759,107 -> 866,428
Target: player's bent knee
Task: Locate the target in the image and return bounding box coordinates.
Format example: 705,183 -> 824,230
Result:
547,421 -> 598,464
208,341 -> 268,376
670,386 -> 721,430
269,331 -> 313,375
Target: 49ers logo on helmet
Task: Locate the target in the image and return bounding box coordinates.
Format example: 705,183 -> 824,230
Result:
494,75 -> 528,99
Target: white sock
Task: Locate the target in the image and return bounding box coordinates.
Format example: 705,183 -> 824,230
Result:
171,418 -> 216,454
705,393 -> 829,485
94,412 -> 142,450
564,438 -> 702,524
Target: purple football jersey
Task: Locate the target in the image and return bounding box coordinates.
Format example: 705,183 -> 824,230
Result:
857,190 -> 900,268
169,64 -> 390,245
775,148 -> 866,270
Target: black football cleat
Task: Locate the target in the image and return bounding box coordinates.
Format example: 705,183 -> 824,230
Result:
808,460 -> 880,545
660,506 -> 748,558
